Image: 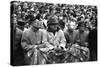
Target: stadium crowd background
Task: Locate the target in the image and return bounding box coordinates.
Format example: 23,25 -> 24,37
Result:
11,1 -> 97,30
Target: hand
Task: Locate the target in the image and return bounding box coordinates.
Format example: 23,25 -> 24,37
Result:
33,45 -> 38,49
67,43 -> 72,47
54,45 -> 58,49
25,45 -> 34,51
48,45 -> 54,50
58,45 -> 64,50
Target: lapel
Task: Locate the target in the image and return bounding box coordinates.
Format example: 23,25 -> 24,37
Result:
48,31 -> 59,44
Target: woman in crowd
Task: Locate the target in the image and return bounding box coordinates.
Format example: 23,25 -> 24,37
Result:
21,19 -> 47,65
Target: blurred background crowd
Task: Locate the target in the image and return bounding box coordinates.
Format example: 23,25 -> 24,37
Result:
10,1 -> 97,66
11,1 -> 97,30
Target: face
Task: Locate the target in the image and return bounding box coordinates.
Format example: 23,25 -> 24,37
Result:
49,24 -> 58,31
24,2 -> 28,8
68,21 -> 76,30
79,26 -> 85,32
32,26 -> 39,32
18,6 -> 21,10
31,21 -> 39,32
12,16 -> 17,24
68,24 -> 73,30
68,24 -> 74,31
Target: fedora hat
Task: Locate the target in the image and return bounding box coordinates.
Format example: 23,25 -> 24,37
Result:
47,17 -> 58,26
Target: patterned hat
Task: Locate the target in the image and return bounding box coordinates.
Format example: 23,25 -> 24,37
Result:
47,17 -> 58,26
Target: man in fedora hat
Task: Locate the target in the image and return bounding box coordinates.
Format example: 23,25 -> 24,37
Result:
42,17 -> 66,63
43,17 -> 66,49
21,19 -> 47,65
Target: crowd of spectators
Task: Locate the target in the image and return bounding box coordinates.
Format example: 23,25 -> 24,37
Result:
11,1 -> 97,30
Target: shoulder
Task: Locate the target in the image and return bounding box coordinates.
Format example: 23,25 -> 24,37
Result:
89,29 -> 97,34
58,29 -> 65,35
39,29 -> 48,35
23,28 -> 31,36
84,31 -> 89,36
73,30 -> 78,34
39,29 -> 47,33
24,28 -> 30,32
74,30 -> 79,33
16,28 -> 23,35
59,29 -> 63,33
63,30 -> 69,35
58,29 -> 64,34
74,30 -> 79,34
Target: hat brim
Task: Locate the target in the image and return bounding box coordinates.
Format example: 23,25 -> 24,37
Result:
48,23 -> 58,26
33,25 -> 41,28
17,22 -> 25,26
